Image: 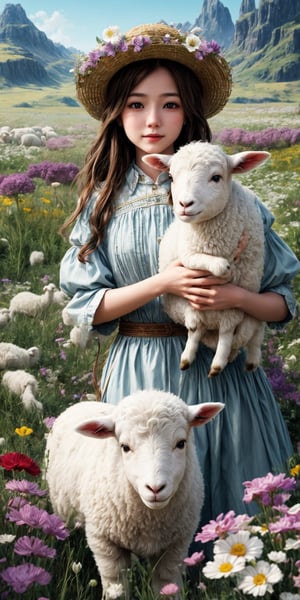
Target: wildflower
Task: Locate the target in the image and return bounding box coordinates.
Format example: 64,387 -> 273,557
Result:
0,437 -> 5,446
203,554 -> 246,579
0,563 -> 51,593
195,510 -> 250,543
160,583 -> 180,595
5,479 -> 47,497
0,452 -> 41,476
43,416 -> 56,430
184,33 -> 201,51
15,426 -> 33,437
285,537 -> 300,551
0,534 -> 16,544
214,530 -> 263,561
267,550 -> 287,563
71,561 -> 82,574
183,550 -> 205,566
88,579 -> 98,587
291,465 -> 300,477
14,535 -> 56,558
106,583 -> 124,598
238,560 -> 283,596
102,25 -> 122,44
243,472 -> 296,505
0,173 -> 35,197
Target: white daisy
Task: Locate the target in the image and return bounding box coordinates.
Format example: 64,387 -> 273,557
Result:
285,537 -> 300,551
214,530 -> 263,561
106,583 -> 124,599
267,550 -> 287,563
0,534 -> 16,544
203,553 -> 246,579
102,26 -> 122,45
238,560 -> 283,596
184,34 -> 201,52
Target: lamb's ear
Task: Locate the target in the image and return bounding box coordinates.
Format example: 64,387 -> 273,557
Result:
142,153 -> 172,172
230,151 -> 270,174
76,417 -> 115,439
188,402 -> 224,427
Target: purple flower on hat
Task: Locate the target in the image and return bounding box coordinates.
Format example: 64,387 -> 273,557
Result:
131,35 -> 151,53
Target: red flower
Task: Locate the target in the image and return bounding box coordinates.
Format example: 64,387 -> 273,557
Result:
0,452 -> 41,476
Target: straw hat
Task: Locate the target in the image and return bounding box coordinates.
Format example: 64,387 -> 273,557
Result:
75,23 -> 232,120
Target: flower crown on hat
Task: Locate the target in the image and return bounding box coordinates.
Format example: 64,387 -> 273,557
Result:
75,25 -> 222,79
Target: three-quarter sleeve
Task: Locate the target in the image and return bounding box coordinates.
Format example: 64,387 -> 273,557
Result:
59,195 -> 118,336
258,200 -> 299,329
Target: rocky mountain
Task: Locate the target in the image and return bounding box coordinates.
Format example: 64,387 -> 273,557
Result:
0,3 -> 75,86
0,0 -> 299,89
231,0 -> 300,81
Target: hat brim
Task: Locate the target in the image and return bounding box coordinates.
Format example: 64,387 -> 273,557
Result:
76,26 -> 232,121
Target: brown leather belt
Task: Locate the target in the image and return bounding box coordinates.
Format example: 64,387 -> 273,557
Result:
119,321 -> 187,337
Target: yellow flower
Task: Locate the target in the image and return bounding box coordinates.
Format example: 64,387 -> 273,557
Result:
2,197 -> 13,206
290,464 -> 300,477
15,426 -> 33,437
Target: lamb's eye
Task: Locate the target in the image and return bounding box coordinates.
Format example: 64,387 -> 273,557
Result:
211,174 -> 222,182
121,444 -> 131,453
176,439 -> 186,449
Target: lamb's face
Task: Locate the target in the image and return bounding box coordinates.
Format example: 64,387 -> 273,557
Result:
169,143 -> 232,223
115,409 -> 190,510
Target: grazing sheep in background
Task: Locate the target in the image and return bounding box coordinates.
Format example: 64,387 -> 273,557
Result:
52,288 -> 68,307
29,250 -> 45,266
0,308 -> 10,328
143,142 -> 270,376
0,343 -> 40,369
2,370 -> 42,411
20,133 -> 44,147
9,283 -> 56,318
45,390 -> 224,598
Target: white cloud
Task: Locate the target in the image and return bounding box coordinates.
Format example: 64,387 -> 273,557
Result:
29,10 -> 73,47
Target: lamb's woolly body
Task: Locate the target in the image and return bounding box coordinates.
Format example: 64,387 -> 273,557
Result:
46,391 -> 222,597
9,283 -> 56,318
2,369 -> 42,410
150,142 -> 268,375
0,343 -> 40,369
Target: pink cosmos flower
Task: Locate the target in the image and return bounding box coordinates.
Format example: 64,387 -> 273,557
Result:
195,511 -> 251,543
5,479 -> 47,497
243,473 -> 296,504
183,551 -> 205,566
160,583 -> 180,595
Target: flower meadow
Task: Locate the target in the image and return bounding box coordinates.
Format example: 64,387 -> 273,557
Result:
0,112 -> 299,599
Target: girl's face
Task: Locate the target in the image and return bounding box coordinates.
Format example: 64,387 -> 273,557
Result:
121,66 -> 185,178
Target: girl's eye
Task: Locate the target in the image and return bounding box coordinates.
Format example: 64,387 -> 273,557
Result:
128,102 -> 143,109
164,102 -> 179,109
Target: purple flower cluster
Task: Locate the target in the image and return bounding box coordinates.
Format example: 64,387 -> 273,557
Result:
0,173 -> 36,197
46,136 -> 75,151
27,160 -> 79,184
0,563 -> 51,594
214,127 -> 300,148
6,503 -> 69,540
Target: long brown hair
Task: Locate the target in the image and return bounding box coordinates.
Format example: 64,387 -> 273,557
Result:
61,59 -> 212,263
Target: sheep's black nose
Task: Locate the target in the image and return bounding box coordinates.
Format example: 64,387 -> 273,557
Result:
179,200 -> 194,208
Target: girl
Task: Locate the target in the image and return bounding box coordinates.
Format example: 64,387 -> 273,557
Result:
60,23 -> 299,530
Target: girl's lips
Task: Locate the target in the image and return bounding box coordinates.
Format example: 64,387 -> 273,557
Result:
143,134 -> 163,140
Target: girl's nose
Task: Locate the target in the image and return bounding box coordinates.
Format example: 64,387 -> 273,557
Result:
146,108 -> 160,128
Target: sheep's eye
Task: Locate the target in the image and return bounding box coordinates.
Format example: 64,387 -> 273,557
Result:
176,439 -> 186,449
211,174 -> 222,182
121,443 -> 131,453
169,174 -> 173,182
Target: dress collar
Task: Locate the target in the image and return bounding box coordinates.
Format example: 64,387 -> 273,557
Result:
125,163 -> 170,194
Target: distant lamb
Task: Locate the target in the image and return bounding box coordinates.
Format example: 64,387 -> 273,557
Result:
9,283 -> 56,318
2,370 -> 42,411
0,308 -> 10,328
143,142 -> 270,376
45,390 -> 224,598
29,250 -> 44,266
0,343 -> 40,369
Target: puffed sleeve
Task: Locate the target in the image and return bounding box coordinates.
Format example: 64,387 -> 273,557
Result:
59,194 -> 118,336
258,199 -> 299,329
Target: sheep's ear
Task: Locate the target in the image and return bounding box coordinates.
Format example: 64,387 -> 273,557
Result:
76,417 -> 115,439
142,154 -> 172,172
188,402 -> 224,427
230,151 -> 270,174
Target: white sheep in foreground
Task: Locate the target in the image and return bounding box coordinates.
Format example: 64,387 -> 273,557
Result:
2,370 -> 42,411
143,142 -> 270,376
29,250 -> 44,266
0,343 -> 40,369
9,283 -> 56,318
45,390 -> 224,598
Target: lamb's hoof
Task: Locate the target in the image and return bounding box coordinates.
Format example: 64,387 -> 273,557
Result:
245,362 -> 258,372
208,366 -> 222,377
180,359 -> 190,370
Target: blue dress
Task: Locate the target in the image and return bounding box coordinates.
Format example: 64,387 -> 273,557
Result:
60,163 -> 299,528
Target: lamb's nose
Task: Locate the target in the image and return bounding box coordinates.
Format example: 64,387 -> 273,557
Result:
179,200 -> 194,208
146,483 -> 166,494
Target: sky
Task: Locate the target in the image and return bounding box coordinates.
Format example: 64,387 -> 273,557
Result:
0,0 -> 243,52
